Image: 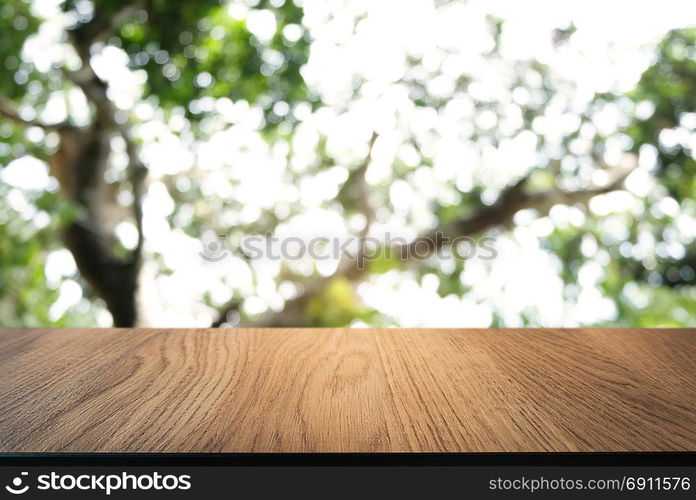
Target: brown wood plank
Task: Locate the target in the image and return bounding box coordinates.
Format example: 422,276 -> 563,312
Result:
0,328 -> 694,452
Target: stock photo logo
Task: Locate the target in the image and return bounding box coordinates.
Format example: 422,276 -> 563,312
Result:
198,230 -> 499,265
5,472 -> 29,495
3,472 -> 192,496
199,232 -> 230,262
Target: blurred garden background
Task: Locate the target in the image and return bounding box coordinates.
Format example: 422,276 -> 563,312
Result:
1,0 -> 696,328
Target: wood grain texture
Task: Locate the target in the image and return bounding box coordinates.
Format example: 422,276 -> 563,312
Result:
0,328 -> 694,452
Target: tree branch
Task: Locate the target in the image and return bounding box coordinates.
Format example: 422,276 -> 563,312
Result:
213,132 -> 379,327
68,0 -> 146,61
222,163 -> 635,328
407,165 -> 636,256
0,97 -> 72,131
337,131 -> 379,238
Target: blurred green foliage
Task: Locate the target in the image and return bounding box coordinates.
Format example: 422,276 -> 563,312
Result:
0,0 -> 40,99
113,0 -> 312,124
545,28 -> 696,327
1,1 -> 696,327
0,182 -> 99,326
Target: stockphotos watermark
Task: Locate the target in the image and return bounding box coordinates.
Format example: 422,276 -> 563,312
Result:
199,231 -> 498,267
4,471 -> 191,495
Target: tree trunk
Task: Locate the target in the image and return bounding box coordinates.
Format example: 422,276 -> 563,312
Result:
48,123 -> 142,327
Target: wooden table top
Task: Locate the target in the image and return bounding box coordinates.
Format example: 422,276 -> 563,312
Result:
0,328 -> 694,453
